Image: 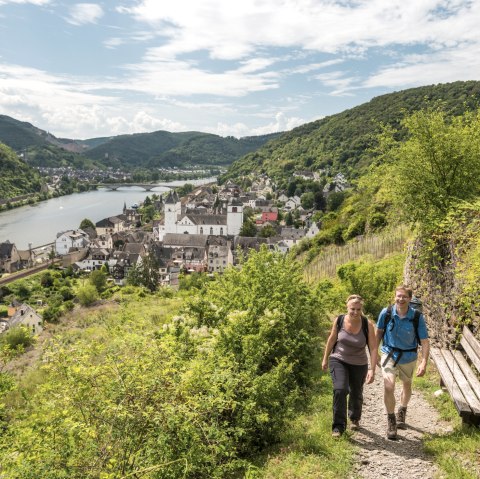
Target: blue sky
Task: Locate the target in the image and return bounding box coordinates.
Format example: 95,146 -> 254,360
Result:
0,1 -> 479,140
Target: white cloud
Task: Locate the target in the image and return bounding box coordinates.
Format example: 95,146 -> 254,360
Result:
66,3 -> 103,26
0,0 -> 50,5
117,57 -> 280,97
364,43 -> 480,89
213,112 -> 304,138
119,0 -> 480,59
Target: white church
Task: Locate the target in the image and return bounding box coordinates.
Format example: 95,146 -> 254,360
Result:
156,191 -> 244,241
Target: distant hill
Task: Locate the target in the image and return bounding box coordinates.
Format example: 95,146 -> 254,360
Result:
0,143 -> 44,200
222,81 -> 480,185
0,115 -> 281,170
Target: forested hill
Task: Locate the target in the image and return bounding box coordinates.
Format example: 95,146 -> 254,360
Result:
221,81 -> 480,184
83,131 -> 281,169
0,115 -> 280,170
0,143 -> 44,200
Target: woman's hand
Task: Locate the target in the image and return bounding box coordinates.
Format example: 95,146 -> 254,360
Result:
365,370 -> 375,384
322,359 -> 328,371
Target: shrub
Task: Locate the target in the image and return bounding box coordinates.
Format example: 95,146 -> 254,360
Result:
1,326 -> 35,351
77,284 -> 99,307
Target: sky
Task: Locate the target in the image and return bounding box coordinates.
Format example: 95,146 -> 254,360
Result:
0,1 -> 479,140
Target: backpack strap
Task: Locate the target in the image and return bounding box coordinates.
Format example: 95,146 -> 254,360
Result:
381,306 -> 422,367
412,309 -> 421,345
334,314 -> 370,351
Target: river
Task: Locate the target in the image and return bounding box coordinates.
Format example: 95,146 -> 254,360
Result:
0,179 -> 215,250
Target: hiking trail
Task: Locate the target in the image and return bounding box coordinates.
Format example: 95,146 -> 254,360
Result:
348,372 -> 453,479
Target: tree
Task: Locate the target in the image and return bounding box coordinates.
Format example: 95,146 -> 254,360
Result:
89,269 -> 107,293
77,283 -> 99,306
239,219 -> 257,237
258,224 -> 277,238
285,211 -> 294,226
379,107 -> 480,229
300,191 -> 314,209
314,191 -> 326,211
79,218 -> 95,231
141,204 -> 155,223
127,255 -> 160,292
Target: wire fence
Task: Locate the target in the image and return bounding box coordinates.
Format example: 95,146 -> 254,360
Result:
303,225 -> 411,283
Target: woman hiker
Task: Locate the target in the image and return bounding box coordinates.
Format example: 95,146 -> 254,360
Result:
322,294 -> 378,437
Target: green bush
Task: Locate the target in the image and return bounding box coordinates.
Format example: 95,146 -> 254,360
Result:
336,254 -> 404,317
1,326 -> 35,351
77,284 -> 99,307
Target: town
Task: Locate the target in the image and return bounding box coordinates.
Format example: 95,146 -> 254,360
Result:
0,172 -> 349,334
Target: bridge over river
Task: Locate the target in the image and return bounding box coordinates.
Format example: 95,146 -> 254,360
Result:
96,183 -> 175,191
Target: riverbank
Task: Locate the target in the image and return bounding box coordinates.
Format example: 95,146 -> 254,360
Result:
0,178 -> 216,249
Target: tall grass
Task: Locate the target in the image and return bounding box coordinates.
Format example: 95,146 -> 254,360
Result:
304,225 -> 411,282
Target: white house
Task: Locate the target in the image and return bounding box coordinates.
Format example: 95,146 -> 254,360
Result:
55,229 -> 90,256
1,302 -> 43,335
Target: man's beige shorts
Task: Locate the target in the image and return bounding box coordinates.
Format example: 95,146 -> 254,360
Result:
381,354 -> 416,382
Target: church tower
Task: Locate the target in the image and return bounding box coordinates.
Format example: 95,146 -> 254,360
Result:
164,191 -> 178,234
227,198 -> 243,236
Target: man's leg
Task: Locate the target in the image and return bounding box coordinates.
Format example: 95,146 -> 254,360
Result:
381,354 -> 398,439
396,360 -> 416,429
400,379 -> 412,407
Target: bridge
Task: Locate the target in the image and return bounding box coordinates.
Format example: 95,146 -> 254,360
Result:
96,183 -> 175,191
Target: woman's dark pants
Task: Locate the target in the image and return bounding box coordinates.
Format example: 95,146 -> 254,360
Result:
329,357 -> 368,433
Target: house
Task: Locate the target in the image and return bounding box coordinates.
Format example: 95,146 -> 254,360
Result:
95,216 -> 126,235
206,236 -> 233,273
306,222 -> 321,238
0,241 -> 21,274
92,234 -> 113,250
0,302 -> 43,335
284,196 -> 302,210
293,170 -> 314,180
74,248 -> 110,272
109,252 -> 142,285
55,229 -> 90,256
261,209 -> 278,223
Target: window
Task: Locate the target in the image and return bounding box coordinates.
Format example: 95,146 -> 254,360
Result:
232,207 -> 237,212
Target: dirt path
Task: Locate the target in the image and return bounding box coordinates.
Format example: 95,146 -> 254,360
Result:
348,372 -> 452,479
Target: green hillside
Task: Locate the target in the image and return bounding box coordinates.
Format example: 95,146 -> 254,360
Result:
86,130 -> 281,168
222,81 -> 480,185
0,143 -> 44,200
0,115 -> 280,171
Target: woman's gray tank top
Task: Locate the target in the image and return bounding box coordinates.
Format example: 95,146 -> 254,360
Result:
330,325 -> 368,366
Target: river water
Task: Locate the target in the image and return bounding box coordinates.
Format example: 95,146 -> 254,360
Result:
0,179 -> 215,250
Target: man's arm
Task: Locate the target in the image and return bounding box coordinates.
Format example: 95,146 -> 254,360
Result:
416,338 -> 430,376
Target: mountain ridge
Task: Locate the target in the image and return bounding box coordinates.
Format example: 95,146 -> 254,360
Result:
0,115 -> 281,170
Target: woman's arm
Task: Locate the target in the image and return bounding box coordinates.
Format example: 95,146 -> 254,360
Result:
365,320 -> 378,384
322,320 -> 338,371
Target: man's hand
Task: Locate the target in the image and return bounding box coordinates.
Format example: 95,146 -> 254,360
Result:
416,361 -> 427,377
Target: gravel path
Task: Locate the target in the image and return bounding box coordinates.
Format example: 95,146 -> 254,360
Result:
348,371 -> 452,479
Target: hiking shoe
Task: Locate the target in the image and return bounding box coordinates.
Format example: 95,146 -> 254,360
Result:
387,414 -> 397,440
350,419 -> 360,430
332,428 -> 342,438
396,406 -> 407,429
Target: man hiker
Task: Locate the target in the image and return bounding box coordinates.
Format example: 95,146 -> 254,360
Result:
376,285 -> 430,440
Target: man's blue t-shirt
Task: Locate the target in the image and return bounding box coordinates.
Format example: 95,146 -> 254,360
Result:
377,305 -> 429,364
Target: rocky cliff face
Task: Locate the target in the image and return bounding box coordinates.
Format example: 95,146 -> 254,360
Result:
404,200 -> 480,347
